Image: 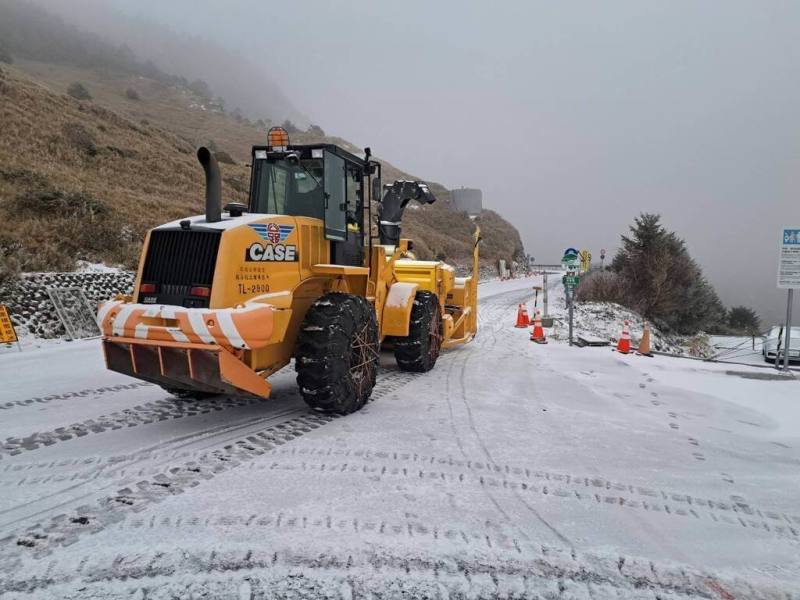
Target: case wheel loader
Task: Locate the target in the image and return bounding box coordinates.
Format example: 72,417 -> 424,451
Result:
98,127 -> 480,414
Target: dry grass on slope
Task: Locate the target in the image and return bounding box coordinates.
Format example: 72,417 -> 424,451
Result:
1,62 -> 523,280
0,65 -> 247,279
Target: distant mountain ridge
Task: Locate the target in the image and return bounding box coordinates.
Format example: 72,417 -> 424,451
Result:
0,0 -> 304,124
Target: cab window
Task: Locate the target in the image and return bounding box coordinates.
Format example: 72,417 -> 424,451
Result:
251,157 -> 324,220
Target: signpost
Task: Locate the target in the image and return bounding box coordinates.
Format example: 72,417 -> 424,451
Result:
0,305 -> 21,351
543,272 -> 549,318
579,249 -> 591,273
600,248 -> 606,270
561,248 -> 580,346
777,228 -> 800,370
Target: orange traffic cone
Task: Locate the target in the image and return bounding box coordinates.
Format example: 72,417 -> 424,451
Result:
530,309 -> 547,344
637,321 -> 653,357
515,304 -> 530,328
615,320 -> 631,354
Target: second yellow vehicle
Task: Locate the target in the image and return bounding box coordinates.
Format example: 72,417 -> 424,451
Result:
98,127 -> 479,413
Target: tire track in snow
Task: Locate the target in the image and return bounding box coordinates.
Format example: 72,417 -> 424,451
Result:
265,447 -> 800,526
0,382 -> 154,412
440,306 -> 535,545
0,395 -> 273,458
0,406 -> 307,526
0,365 -> 417,461
0,541 -> 783,598
0,366 -> 425,562
11,442 -> 797,538
195,456 -> 796,540
0,413 -> 336,565
446,288 -> 574,547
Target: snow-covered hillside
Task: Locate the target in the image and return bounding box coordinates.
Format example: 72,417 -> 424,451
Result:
0,277 -> 798,598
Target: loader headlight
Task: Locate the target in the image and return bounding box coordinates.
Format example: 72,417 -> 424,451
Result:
254,150 -> 267,160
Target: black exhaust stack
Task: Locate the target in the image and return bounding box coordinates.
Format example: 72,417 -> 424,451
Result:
377,180 -> 436,245
197,146 -> 222,223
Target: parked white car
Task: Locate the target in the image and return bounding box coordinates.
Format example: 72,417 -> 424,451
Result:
763,326 -> 800,363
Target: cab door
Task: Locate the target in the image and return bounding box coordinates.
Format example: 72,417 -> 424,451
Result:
323,150 -> 347,241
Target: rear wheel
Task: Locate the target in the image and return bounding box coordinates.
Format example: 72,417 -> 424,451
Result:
295,293 -> 379,414
393,291 -> 443,372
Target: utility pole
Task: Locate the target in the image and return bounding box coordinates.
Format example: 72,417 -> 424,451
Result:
543,272 -> 549,318
784,289 -> 794,371
567,286 -> 574,346
777,228 -> 799,370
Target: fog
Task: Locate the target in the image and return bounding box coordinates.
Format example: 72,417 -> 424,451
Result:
43,0 -> 800,324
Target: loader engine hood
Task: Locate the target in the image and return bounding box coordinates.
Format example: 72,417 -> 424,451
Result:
136,214 -> 309,309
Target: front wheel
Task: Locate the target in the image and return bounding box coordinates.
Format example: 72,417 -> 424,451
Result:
393,291 -> 443,372
295,293 -> 379,414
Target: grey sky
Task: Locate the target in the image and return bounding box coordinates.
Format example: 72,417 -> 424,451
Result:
51,0 -> 800,324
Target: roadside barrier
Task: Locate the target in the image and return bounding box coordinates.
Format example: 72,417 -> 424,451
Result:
530,309 -> 547,344
514,304 -> 530,328
615,320 -> 631,354
637,321 -> 653,357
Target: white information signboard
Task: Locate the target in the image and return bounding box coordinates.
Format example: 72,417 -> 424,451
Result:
778,228 -> 800,289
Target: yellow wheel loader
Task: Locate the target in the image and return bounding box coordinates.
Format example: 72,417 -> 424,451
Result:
98,127 -> 479,414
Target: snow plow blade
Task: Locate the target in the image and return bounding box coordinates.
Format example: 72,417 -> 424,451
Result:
102,339 -> 271,398
98,300 -> 274,398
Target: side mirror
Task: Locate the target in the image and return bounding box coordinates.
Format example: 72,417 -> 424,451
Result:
372,177 -> 382,203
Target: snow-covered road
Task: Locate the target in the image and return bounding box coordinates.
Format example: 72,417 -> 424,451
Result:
1,278 -> 798,598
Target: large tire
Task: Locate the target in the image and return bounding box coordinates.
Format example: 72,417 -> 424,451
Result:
393,291 -> 443,372
295,293 -> 379,414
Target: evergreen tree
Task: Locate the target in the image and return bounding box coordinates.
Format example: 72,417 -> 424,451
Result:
612,213 -> 725,334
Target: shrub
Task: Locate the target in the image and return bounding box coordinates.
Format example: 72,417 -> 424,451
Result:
307,124 -> 325,137
187,79 -> 211,99
13,182 -> 108,220
125,87 -> 140,100
62,123 -> 97,156
575,270 -> 628,304
0,234 -> 23,285
67,82 -> 91,100
728,306 -> 761,335
685,333 -> 712,358
281,119 -> 300,134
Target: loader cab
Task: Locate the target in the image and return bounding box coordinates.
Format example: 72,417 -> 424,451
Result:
248,128 -> 379,267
